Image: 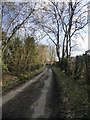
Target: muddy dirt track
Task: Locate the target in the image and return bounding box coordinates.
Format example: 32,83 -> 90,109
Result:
2,68 -> 60,119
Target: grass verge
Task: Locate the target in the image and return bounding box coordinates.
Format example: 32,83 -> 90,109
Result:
2,67 -> 44,94
52,66 -> 88,119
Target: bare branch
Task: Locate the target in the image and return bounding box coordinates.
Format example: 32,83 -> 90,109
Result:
70,22 -> 87,37
43,29 -> 57,46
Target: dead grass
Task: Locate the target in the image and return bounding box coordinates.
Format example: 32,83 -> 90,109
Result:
2,68 -> 44,93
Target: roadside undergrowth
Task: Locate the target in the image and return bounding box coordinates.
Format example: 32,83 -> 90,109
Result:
52,66 -> 88,119
2,67 -> 44,94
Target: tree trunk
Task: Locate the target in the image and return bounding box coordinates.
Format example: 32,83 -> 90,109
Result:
66,37 -> 69,58
62,35 -> 66,61
56,45 -> 60,63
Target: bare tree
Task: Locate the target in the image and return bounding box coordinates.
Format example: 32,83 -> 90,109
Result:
2,2 -> 36,52
34,0 -> 88,65
51,0 -> 88,60
33,2 -> 62,63
2,1 -> 89,66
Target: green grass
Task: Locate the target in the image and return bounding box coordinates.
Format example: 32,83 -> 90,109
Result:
52,66 -> 88,119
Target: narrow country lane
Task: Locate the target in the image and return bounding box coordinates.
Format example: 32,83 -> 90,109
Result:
2,68 -> 60,119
